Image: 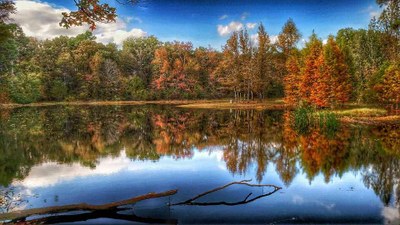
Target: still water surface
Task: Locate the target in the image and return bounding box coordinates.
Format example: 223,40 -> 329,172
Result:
0,105 -> 399,224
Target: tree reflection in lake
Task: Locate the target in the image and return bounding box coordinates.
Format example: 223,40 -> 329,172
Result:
0,105 -> 399,222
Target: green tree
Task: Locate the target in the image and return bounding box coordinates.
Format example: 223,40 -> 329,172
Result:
277,18 -> 302,56
120,36 -> 160,86
125,76 -> 149,100
336,28 -> 385,102
0,0 -> 15,44
8,73 -> 42,104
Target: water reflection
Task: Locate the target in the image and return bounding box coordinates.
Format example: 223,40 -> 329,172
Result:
0,106 -> 399,223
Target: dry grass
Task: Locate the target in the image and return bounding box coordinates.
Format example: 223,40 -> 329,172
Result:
177,99 -> 288,110
329,108 -> 388,117
324,107 -> 400,125
341,115 -> 400,125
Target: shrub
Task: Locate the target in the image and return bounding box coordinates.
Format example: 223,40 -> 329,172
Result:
125,76 -> 149,100
8,73 -> 42,104
294,106 -> 313,133
49,79 -> 68,101
293,106 -> 340,135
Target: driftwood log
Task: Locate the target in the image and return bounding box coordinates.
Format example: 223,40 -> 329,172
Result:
0,190 -> 177,222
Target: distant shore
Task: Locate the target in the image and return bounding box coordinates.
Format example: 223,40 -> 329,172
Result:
0,99 -> 288,110
1,99 -> 399,125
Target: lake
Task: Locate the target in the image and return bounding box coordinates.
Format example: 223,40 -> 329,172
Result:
0,105 -> 399,224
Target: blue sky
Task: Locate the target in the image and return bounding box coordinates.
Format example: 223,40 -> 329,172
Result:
13,0 -> 381,49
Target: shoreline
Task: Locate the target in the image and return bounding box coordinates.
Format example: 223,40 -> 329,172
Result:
1,99 -> 399,125
0,99 -> 288,109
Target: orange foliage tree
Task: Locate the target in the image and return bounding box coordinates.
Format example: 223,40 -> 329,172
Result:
323,36 -> 351,106
151,42 -> 200,99
300,33 -> 323,105
288,34 -> 351,108
284,50 -> 302,105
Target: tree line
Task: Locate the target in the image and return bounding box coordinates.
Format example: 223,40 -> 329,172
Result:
0,0 -> 399,107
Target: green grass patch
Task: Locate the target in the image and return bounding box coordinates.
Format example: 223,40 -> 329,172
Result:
293,106 -> 340,135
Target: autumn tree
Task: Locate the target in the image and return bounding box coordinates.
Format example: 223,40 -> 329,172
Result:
238,29 -> 253,100
214,32 -> 240,99
284,50 -> 301,105
322,36 -> 351,106
294,35 -> 351,107
151,42 -> 200,99
253,23 -> 272,99
300,33 -> 323,105
276,19 -> 301,80
60,0 -> 139,30
194,47 -> 222,98
278,18 -> 301,56
308,47 -> 330,107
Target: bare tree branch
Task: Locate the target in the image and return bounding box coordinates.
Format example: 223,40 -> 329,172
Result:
169,179 -> 281,206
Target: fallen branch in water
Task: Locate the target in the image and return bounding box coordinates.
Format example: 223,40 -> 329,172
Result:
3,208 -> 178,225
0,180 -> 282,224
169,179 -> 281,206
0,190 -> 178,222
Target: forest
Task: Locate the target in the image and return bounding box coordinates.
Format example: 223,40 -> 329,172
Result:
0,0 -> 399,109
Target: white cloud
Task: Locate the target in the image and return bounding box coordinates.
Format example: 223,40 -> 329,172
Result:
323,39 -> 328,45
14,149 -> 227,188
241,12 -> 249,21
271,35 -> 278,44
292,195 -> 305,204
363,5 -> 382,19
246,22 -> 257,29
12,0 -> 147,46
251,33 -> 258,45
125,16 -> 143,24
94,19 -> 147,45
219,14 -> 228,20
217,21 -> 243,36
382,206 -> 400,223
12,0 -> 86,39
16,153 -> 137,188
250,33 -> 278,46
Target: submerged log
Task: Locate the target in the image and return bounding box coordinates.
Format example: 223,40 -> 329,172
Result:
0,190 -> 178,222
